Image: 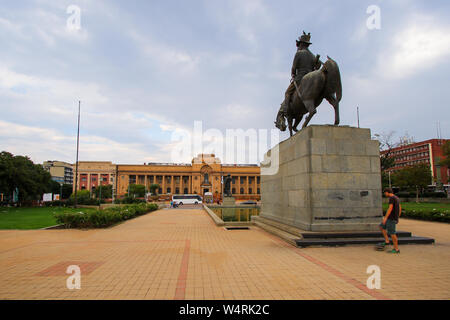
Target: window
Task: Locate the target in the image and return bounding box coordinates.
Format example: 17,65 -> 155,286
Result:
249,188 -> 253,194
167,187 -> 171,194
184,188 -> 188,194
257,188 -> 260,194
240,177 -> 245,184
240,188 -> 244,194
232,188 -> 236,194
232,177 -> 236,184
175,187 -> 179,194
257,177 -> 260,184
158,188 -> 162,194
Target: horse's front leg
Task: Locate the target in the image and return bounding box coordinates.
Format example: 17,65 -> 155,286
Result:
292,115 -> 303,132
287,115 -> 293,137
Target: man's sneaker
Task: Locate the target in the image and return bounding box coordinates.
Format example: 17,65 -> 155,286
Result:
387,249 -> 400,254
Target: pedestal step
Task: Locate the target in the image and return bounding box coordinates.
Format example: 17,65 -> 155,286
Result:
296,236 -> 435,247
252,216 -> 435,248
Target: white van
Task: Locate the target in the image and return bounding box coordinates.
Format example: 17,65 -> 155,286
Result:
172,194 -> 203,205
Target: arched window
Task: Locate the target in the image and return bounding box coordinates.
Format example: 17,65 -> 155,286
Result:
240,188 -> 244,194
232,188 -> 236,194
203,173 -> 209,183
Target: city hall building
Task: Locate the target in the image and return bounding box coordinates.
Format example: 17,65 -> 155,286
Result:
73,154 -> 261,202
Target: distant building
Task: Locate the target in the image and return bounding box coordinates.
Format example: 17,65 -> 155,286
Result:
73,154 -> 261,202
381,139 -> 449,186
43,161 -> 73,185
72,161 -> 116,193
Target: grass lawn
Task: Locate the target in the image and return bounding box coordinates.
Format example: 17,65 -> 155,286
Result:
0,206 -> 96,230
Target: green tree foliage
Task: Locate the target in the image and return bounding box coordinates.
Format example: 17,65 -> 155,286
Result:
392,163 -> 432,200
149,183 -> 159,195
61,184 -> 73,199
0,151 -> 53,202
48,180 -> 61,195
439,141 -> 450,167
127,184 -> 145,198
69,189 -> 91,202
94,184 -> 112,199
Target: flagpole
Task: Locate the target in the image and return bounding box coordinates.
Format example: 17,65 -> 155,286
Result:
74,100 -> 81,208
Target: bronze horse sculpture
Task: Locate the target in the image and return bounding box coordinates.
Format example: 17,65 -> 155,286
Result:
275,56 -> 342,136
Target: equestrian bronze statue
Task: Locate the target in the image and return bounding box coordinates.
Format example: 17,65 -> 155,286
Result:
275,31 -> 342,136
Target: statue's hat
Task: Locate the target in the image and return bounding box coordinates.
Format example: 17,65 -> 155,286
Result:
296,31 -> 312,45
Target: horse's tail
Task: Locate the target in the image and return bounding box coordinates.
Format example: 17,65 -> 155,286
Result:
324,56 -> 342,102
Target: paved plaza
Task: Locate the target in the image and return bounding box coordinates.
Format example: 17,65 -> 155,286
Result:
0,208 -> 449,300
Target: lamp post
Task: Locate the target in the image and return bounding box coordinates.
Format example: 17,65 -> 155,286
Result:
74,100 -> 81,208
59,182 -> 63,208
388,170 -> 392,188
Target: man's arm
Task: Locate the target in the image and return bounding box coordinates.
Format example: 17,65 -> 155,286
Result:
399,204 -> 402,217
384,204 -> 393,224
291,52 -> 299,78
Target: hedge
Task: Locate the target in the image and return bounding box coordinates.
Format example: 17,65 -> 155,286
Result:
54,203 -> 159,228
383,208 -> 450,223
394,191 -> 447,198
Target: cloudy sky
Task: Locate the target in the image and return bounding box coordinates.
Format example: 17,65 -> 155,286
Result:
1,0 -> 449,165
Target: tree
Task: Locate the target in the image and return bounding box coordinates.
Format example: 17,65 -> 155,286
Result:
0,151 -> 53,203
149,183 -> 159,195
392,163 -> 432,202
61,184 -> 73,199
69,189 -> 90,202
94,184 -> 112,199
373,131 -> 396,172
127,184 -> 145,198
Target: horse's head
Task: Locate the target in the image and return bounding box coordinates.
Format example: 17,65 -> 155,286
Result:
274,111 -> 287,132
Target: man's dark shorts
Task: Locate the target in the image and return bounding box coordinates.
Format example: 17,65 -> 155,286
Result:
379,220 -> 397,235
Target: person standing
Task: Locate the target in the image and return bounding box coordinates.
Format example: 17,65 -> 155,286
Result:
379,188 -> 402,254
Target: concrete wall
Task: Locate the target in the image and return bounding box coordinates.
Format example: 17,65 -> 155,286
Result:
260,125 -> 382,232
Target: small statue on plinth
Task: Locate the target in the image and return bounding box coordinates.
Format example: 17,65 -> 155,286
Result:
223,174 -> 232,197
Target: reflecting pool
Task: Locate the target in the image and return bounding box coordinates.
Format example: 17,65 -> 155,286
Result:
209,207 -> 260,222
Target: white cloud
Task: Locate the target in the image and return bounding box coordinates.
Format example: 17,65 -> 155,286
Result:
377,14 -> 450,79
130,31 -> 200,75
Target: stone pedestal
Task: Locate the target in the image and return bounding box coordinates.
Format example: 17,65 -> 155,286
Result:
223,196 -> 236,206
259,125 -> 382,232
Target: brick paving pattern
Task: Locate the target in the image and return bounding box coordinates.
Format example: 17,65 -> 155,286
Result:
0,208 -> 449,300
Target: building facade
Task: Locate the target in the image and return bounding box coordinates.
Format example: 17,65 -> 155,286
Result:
74,154 -> 261,202
72,161 -> 116,193
381,139 -> 449,186
43,161 -> 73,185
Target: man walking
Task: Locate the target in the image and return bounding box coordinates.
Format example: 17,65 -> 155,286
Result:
379,188 -> 402,254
